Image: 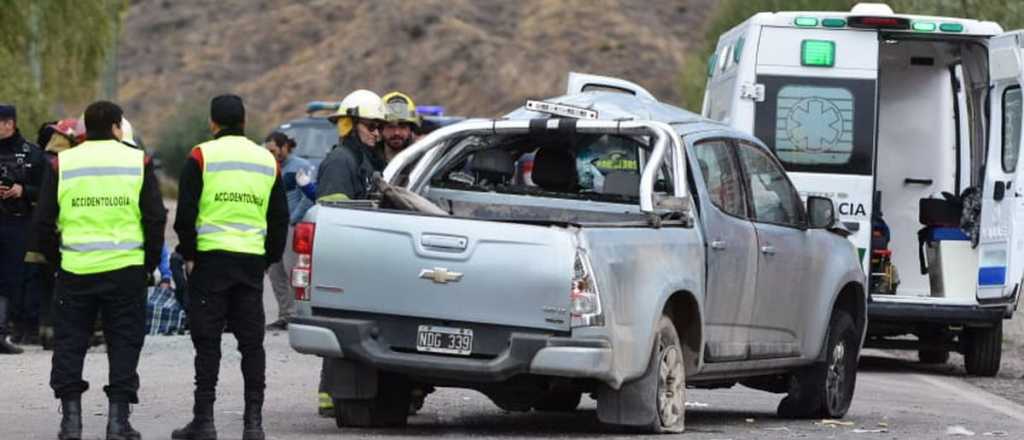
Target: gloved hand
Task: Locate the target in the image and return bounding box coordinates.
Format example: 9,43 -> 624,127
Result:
296,167 -> 312,188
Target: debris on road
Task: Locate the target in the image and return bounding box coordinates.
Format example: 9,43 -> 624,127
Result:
946,425 -> 976,436
982,431 -> 1009,437
685,401 -> 710,408
818,419 -> 856,427
852,428 -> 889,433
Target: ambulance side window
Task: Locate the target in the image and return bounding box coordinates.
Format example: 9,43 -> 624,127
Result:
1003,86 -> 1022,173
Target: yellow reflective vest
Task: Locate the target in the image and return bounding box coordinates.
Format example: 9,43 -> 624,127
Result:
57,140 -> 145,275
196,135 -> 277,255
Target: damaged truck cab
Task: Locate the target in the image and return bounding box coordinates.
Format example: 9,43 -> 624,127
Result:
288,73 -> 866,432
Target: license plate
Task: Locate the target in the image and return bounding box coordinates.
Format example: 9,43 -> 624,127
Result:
416,325 -> 473,356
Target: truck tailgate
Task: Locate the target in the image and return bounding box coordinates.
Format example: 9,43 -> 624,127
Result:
310,208 -> 575,332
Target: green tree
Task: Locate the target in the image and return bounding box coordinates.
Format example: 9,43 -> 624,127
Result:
0,0 -> 124,136
680,0 -> 1024,111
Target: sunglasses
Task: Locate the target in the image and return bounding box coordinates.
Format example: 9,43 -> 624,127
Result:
360,121 -> 383,132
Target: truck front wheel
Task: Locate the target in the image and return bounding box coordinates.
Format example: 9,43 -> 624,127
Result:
963,322 -> 1002,377
778,310 -> 858,419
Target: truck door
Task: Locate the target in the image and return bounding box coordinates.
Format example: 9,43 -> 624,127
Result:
686,136 -> 758,362
978,31 -> 1024,301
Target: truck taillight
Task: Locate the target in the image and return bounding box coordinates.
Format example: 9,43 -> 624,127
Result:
292,222 -> 315,301
571,250 -> 603,328
293,222 -> 315,254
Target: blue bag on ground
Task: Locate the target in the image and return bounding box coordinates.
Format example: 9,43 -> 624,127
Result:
145,286 -> 187,335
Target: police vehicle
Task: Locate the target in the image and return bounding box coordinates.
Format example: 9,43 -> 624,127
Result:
702,2 -> 1022,375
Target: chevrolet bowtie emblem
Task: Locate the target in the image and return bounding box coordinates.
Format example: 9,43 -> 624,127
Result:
419,267 -> 464,284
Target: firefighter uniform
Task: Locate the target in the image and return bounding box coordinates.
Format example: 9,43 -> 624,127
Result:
172,97 -> 288,440
32,124 -> 166,440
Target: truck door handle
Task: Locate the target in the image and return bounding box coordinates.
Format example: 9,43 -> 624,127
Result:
760,245 -> 776,255
904,178 -> 934,185
710,240 -> 727,250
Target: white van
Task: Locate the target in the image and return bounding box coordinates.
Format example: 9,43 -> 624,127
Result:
703,3 -> 1021,375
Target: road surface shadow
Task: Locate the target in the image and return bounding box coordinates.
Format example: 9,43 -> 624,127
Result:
329,407 -> 782,437
858,352 -> 964,377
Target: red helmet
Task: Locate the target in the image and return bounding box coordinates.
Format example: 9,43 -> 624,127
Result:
50,118 -> 85,144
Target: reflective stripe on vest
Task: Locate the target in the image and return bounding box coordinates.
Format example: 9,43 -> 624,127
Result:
196,136 -> 277,255
57,140 -> 145,275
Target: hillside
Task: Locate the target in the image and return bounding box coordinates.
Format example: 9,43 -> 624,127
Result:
118,0 -> 716,138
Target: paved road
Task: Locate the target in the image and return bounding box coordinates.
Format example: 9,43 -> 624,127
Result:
4,251 -> 1022,439
3,331 -> 1024,439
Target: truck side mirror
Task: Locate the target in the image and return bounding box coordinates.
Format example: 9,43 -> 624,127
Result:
807,196 -> 836,229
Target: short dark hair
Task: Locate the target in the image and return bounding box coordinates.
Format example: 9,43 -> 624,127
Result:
264,131 -> 296,150
84,101 -> 123,141
210,94 -> 245,128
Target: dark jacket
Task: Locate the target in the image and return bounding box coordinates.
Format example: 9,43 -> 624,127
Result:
0,130 -> 45,216
315,135 -> 385,200
30,142 -> 167,274
173,128 -> 289,287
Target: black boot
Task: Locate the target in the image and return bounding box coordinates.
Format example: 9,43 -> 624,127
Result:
58,397 -> 83,440
171,396 -> 216,440
106,400 -> 141,440
0,334 -> 22,354
242,392 -> 265,440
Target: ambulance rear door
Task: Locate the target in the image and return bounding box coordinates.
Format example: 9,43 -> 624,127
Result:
978,30 -> 1024,301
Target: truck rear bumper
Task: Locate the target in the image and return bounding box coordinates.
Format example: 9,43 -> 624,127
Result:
289,314 -> 614,384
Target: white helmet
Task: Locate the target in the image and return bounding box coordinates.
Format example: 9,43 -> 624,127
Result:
120,117 -> 138,147
329,89 -> 386,123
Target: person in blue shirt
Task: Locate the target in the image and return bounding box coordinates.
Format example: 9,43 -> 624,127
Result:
263,131 -> 315,330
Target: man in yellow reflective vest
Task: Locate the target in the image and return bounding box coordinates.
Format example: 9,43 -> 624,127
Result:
172,95 -> 288,440
30,101 -> 167,440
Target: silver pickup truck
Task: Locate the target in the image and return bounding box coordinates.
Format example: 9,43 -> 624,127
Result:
289,74 -> 867,433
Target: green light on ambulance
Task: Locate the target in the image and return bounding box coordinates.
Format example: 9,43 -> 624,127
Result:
794,17 -> 819,27
940,23 -> 964,32
822,18 -> 846,28
912,21 -> 937,32
801,40 -> 835,67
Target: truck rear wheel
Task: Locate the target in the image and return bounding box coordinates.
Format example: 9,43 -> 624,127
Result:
650,315 -> 686,433
333,372 -> 411,428
778,310 -> 858,419
596,315 -> 685,433
964,322 -> 1002,377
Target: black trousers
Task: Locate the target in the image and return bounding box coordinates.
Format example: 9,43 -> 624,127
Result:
0,214 -> 30,335
188,262 -> 266,397
50,267 -> 147,403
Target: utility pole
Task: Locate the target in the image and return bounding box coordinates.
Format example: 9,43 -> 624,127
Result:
100,0 -> 122,100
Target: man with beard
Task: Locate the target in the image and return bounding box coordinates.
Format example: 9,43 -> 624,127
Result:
378,92 -> 421,162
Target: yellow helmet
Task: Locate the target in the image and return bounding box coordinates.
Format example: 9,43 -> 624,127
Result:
381,91 -> 420,127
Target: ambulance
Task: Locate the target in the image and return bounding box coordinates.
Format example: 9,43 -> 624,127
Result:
702,3 -> 1021,375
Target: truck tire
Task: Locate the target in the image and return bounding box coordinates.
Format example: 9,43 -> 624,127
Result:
533,390 -> 582,412
333,372 -> 411,428
649,315 -> 686,433
778,310 -> 858,419
596,314 -> 685,433
964,322 -> 1002,377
